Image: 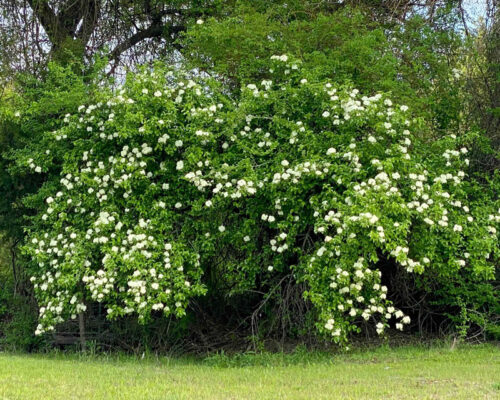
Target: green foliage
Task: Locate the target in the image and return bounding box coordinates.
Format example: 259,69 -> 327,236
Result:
391,13 -> 466,133
18,55 -> 499,345
183,7 -> 398,92
0,57 -> 107,240
421,261 -> 500,339
0,291 -> 42,351
0,242 -> 42,351
182,6 -> 466,135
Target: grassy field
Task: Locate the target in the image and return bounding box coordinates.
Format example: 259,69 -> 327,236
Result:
0,344 -> 498,399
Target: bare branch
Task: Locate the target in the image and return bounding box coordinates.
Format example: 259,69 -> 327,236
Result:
109,23 -> 184,62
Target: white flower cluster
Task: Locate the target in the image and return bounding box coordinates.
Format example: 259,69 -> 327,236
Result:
83,269 -> 116,301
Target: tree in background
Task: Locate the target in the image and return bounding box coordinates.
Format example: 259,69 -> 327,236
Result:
0,0 -> 232,74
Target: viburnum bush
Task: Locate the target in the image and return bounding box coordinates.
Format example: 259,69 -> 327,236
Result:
21,55 -> 499,344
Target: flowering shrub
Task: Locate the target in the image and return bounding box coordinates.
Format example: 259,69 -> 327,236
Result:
22,56 -> 499,343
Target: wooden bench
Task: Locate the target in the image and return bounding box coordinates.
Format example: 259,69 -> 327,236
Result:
51,333 -> 82,348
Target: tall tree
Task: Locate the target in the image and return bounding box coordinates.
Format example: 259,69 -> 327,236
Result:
0,0 -> 230,73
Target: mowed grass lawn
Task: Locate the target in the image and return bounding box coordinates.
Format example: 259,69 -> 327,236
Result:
0,344 -> 498,399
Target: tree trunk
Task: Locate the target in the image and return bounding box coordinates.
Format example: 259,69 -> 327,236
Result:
78,312 -> 86,351
10,243 -> 17,295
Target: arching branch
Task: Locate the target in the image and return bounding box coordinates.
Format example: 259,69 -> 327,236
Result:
110,23 -> 185,62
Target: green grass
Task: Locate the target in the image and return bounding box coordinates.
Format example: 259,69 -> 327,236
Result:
0,344 -> 498,399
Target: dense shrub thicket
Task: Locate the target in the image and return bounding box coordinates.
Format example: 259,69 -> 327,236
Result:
16,56 -> 499,345
1,4 -> 499,351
